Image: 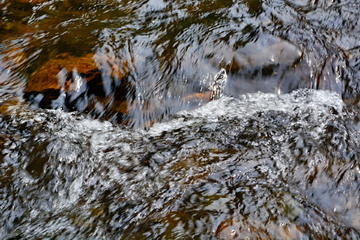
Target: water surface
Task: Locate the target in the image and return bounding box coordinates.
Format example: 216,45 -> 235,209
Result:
1,0 -> 360,239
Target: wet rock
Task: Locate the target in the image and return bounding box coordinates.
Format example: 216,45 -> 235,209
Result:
24,53 -> 130,114
182,91 -> 212,103
229,39 -> 301,73
208,36 -> 302,74
26,53 -> 99,94
241,39 -> 302,66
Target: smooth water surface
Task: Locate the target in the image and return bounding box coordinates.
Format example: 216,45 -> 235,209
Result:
1,0 -> 360,239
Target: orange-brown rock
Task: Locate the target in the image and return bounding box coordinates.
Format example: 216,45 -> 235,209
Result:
26,54 -> 98,93
182,91 -> 212,103
26,53 -> 129,93
24,53 -> 131,120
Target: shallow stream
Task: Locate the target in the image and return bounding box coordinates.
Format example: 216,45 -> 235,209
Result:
1,0 -> 360,239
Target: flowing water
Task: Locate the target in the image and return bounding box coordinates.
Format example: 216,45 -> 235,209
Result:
1,0 -> 360,239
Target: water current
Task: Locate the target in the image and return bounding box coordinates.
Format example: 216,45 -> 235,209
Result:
1,0 -> 360,239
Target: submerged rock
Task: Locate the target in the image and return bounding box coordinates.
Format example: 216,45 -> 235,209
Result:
182,91 -> 212,103
26,54 -> 99,94
207,36 -> 302,74
235,39 -> 302,67
24,53 -> 130,115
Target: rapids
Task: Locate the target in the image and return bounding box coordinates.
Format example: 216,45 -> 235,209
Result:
1,0 -> 360,239
2,89 -> 360,239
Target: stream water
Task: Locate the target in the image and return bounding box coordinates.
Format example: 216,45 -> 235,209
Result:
1,0 -> 360,239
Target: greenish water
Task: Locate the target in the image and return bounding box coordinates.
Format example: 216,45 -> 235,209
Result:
1,0 -> 360,239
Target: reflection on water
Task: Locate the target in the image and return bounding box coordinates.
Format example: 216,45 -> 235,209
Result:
1,0 -> 360,239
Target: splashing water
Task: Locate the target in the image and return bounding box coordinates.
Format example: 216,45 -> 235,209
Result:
1,89 -> 360,239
